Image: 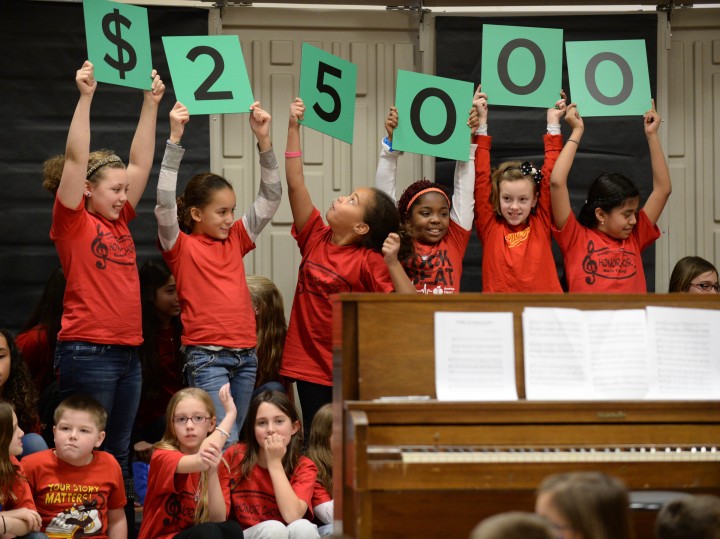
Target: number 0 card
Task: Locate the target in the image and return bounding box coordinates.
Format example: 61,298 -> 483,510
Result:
299,43 -> 357,144
162,35 -> 254,115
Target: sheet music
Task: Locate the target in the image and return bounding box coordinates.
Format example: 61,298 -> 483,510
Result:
434,311 -> 517,401
523,308 -> 648,400
646,306 -> 720,399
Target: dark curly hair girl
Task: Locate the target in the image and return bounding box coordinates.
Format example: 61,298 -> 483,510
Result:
0,329 -> 40,436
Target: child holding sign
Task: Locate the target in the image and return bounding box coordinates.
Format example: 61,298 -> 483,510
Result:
279,97 -> 415,438
154,101 -> 281,446
44,61 -> 164,487
474,90 -> 566,293
374,89 -> 480,294
550,101 -> 671,292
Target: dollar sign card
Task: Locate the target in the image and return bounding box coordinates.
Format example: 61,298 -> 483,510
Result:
83,0 -> 152,90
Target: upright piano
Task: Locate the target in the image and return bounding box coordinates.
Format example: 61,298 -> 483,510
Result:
332,294 -> 720,539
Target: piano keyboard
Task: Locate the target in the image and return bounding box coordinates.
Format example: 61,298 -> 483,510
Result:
391,446 -> 720,464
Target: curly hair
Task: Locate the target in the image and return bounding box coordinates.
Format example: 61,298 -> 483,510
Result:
577,172 -> 640,229
357,188 -> 401,253
246,276 -> 286,389
0,330 -> 40,435
42,149 -> 126,196
490,161 -> 540,217
177,173 -> 233,234
395,179 -> 451,262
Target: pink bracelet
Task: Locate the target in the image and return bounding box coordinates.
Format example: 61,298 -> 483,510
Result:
285,151 -> 303,158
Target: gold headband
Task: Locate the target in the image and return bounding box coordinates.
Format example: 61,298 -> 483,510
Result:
86,155 -> 123,179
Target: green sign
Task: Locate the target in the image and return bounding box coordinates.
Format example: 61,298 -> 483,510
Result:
566,40 -> 651,117
162,35 -> 254,115
83,0 -> 152,90
481,24 -> 563,108
298,43 -> 357,144
392,70 -> 473,161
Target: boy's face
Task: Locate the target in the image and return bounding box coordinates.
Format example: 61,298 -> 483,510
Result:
53,409 -> 105,466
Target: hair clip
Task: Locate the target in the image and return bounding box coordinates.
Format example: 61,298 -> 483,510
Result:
520,161 -> 543,184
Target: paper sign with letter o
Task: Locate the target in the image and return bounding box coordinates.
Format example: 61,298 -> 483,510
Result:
566,40 -> 651,117
392,70 -> 473,162
298,43 -> 357,144
162,35 -> 254,115
84,0 -> 152,90
481,24 -> 563,108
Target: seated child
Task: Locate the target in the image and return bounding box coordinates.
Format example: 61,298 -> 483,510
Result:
655,494 -> 720,539
469,511 -> 553,539
306,404 -> 333,536
22,395 -> 126,539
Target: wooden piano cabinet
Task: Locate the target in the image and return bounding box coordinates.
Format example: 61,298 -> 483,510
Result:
332,294 -> 720,539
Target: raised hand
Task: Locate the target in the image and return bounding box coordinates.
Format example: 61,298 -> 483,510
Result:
473,84 -> 488,126
385,106 -> 399,140
147,69 -> 165,105
382,232 -> 401,266
218,382 -> 236,419
76,60 -> 97,96
644,98 -> 661,136
169,101 -> 189,144
565,103 -> 584,130
289,97 -> 305,127
547,89 -> 567,125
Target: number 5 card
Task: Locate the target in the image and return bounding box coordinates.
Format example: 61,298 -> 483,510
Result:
83,0 -> 152,90
299,43 -> 357,144
162,35 -> 254,115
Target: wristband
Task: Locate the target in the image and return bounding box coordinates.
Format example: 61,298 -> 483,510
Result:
215,427 -> 230,438
383,136 -> 394,152
567,139 -> 579,145
167,139 -> 182,147
285,151 -> 302,158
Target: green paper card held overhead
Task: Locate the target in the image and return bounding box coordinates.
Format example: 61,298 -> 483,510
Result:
162,35 -> 254,115
392,70 -> 473,162
298,43 -> 357,144
83,0 -> 152,90
566,40 -> 651,117
481,24 -> 563,108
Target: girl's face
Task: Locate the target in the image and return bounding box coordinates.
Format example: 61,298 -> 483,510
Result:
326,187 -> 372,237
499,179 -> 537,226
688,270 -> 720,294
154,275 -> 181,321
86,167 -> 129,221
535,492 -> 582,539
254,402 -> 299,448
9,411 -> 24,457
596,197 -> 639,240
408,192 -> 450,245
0,334 -> 11,392
172,396 -> 215,454
191,187 -> 236,240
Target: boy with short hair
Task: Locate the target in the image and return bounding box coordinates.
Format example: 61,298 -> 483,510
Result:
22,395 -> 127,539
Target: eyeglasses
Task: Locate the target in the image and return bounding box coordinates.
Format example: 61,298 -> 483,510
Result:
173,415 -> 211,426
690,282 -> 720,293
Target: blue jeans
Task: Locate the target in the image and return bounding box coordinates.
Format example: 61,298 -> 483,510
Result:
183,346 -> 257,446
55,341 -> 141,480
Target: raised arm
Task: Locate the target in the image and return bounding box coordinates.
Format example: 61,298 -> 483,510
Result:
452,87 -> 483,231
155,102 -> 188,252
286,98 -> 314,232
242,101 -> 282,242
126,69 -> 165,208
550,104 -> 584,229
473,87 -> 495,237
382,233 -> 415,294
375,106 -> 401,201
56,61 -> 97,209
640,99 -> 672,225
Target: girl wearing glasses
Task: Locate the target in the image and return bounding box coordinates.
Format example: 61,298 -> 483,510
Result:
669,256 -> 720,294
138,384 -> 242,539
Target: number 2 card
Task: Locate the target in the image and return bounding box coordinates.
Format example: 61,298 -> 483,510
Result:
162,35 -> 254,115
299,43 -> 357,144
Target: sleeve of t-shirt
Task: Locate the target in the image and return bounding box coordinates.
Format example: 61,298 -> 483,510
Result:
230,219 -> 257,256
50,197 -> 86,240
10,459 -> 37,510
291,208 -> 324,254
552,210 -> 581,255
634,209 -> 661,251
148,449 -> 186,497
290,457 -> 318,517
473,135 -> 494,242
361,251 -> 395,292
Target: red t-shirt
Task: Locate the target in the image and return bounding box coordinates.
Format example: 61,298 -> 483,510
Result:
138,448 -> 232,539
162,222 -> 256,348
1,457 -> 36,511
474,134 -> 563,293
402,220 -> 470,294
51,198 -> 142,345
225,443 -> 317,529
15,326 -> 56,394
22,449 -> 126,538
279,209 -> 395,386
553,210 -> 660,293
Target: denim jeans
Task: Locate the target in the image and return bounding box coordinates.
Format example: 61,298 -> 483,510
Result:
55,341 -> 141,480
183,346 -> 257,446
